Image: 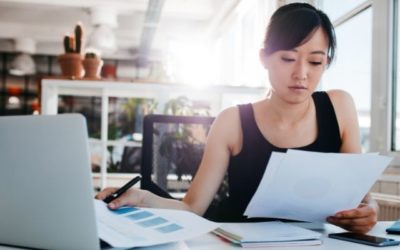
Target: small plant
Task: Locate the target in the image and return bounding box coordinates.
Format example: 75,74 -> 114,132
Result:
63,22 -> 84,54
85,52 -> 98,59
84,48 -> 101,59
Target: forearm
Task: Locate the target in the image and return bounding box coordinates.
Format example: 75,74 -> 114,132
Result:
141,190 -> 194,213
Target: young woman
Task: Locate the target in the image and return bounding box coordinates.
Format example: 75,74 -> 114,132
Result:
96,3 -> 378,233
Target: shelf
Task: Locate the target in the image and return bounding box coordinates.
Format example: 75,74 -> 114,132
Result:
41,79 -> 266,189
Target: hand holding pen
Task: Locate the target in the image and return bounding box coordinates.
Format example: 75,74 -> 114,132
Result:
103,176 -> 142,204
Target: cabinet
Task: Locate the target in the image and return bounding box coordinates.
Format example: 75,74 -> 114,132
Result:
41,79 -> 266,188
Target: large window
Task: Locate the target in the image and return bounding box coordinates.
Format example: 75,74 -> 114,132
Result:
320,1 -> 372,152
322,0 -> 370,21
394,0 -> 400,151
212,0 -> 276,87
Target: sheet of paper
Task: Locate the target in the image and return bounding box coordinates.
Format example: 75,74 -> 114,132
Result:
244,150 -> 393,222
94,200 -> 220,248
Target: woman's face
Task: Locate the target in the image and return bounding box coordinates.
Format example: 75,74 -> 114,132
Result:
262,27 -> 329,104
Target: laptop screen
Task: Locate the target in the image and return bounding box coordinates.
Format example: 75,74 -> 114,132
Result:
0,114 -> 100,250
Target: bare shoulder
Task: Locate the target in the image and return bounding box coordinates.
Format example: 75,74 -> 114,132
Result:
325,89 -> 360,147
208,106 -> 242,152
326,89 -> 355,107
212,106 -> 241,132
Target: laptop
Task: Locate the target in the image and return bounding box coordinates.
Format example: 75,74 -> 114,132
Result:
0,114 -> 100,250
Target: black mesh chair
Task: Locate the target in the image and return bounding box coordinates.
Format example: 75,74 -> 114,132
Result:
140,114 -> 229,220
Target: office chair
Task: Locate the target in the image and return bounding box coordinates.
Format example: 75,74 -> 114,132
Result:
140,114 -> 229,221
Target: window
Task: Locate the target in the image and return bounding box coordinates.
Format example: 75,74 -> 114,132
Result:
394,0 -> 400,150
320,1 -> 372,152
321,0 -> 369,21
212,0 -> 276,87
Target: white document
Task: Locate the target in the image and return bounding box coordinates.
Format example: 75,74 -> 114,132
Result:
94,200 -> 220,248
244,150 -> 393,222
213,221 -> 322,247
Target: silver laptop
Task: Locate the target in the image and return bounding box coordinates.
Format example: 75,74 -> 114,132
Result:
0,114 -> 100,250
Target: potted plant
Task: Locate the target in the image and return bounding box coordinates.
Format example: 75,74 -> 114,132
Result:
82,50 -> 103,79
58,23 -> 84,78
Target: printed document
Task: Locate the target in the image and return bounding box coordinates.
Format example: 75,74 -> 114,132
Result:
95,200 -> 220,248
244,150 -> 393,222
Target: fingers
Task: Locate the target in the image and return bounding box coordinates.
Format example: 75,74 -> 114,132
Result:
327,205 -> 378,233
95,187 -> 147,210
108,188 -> 148,210
327,216 -> 376,233
334,205 -> 377,220
94,187 -> 118,200
327,216 -> 371,227
328,218 -> 375,234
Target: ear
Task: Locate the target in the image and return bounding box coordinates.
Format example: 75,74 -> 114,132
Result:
259,48 -> 269,69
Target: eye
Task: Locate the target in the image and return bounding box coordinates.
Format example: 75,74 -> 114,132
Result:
281,57 -> 295,62
309,61 -> 322,66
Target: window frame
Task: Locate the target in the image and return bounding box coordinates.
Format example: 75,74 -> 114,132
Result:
318,0 -> 373,152
318,0 -> 400,162
369,0 -> 396,158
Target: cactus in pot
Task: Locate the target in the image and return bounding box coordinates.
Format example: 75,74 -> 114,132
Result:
58,23 -> 85,78
75,23 -> 83,54
62,23 -> 84,54
83,50 -> 103,79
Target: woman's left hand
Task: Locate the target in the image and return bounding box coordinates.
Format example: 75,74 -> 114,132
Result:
327,202 -> 378,233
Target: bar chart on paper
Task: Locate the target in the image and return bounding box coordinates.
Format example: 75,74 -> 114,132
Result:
94,200 -> 219,248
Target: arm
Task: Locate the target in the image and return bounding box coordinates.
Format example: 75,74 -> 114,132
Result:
96,107 -> 240,216
326,90 -> 378,233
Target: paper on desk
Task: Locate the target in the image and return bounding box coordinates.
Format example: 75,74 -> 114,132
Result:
94,200 -> 220,248
244,150 -> 393,222
214,221 -> 322,247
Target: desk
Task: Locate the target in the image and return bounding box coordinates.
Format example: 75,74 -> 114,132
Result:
0,222 -> 398,249
134,222 -> 400,250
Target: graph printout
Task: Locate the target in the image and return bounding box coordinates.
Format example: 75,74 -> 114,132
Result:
95,200 -> 220,248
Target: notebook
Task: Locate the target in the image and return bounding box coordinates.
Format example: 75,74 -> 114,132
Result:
0,114 -> 100,250
213,221 -> 322,247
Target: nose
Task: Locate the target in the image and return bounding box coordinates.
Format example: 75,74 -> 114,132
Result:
293,61 -> 308,81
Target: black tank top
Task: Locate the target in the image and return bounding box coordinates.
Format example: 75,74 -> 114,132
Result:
219,91 -> 342,221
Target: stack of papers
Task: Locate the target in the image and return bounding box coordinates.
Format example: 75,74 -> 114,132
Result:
213,221 -> 322,247
95,200 -> 220,248
245,150 -> 393,222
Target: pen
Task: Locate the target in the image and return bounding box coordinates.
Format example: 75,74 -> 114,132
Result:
103,175 -> 142,204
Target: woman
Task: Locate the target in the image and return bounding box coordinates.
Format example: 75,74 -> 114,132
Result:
96,3 -> 378,233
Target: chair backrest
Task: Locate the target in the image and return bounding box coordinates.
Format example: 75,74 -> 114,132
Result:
140,114 -> 228,220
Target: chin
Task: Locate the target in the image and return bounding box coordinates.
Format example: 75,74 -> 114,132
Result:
285,94 -> 310,104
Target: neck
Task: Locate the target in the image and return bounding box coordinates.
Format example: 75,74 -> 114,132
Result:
266,95 -> 313,126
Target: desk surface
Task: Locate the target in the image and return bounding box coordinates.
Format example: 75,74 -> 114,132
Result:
136,221 -> 400,250
0,221 -> 399,249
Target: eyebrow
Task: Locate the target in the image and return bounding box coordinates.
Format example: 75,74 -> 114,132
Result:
289,49 -> 326,55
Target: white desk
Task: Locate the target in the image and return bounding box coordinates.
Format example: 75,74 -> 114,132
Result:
0,222 -> 398,249
134,222 -> 400,250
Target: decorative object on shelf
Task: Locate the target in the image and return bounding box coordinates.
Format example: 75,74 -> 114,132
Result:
101,64 -> 117,79
58,23 -> 85,78
9,38 -> 36,76
87,6 -> 118,55
83,51 -> 103,79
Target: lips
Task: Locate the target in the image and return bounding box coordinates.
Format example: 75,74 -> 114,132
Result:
289,85 -> 307,90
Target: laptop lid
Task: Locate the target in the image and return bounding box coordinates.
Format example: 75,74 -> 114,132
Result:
0,114 -> 100,250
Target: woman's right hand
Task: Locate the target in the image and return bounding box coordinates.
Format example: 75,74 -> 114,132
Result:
95,187 -> 151,209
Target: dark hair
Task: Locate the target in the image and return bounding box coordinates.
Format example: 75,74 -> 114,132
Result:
263,3 -> 336,65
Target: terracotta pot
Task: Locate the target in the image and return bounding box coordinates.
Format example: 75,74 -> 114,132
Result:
83,57 -> 104,79
101,64 -> 117,79
58,53 -> 83,78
